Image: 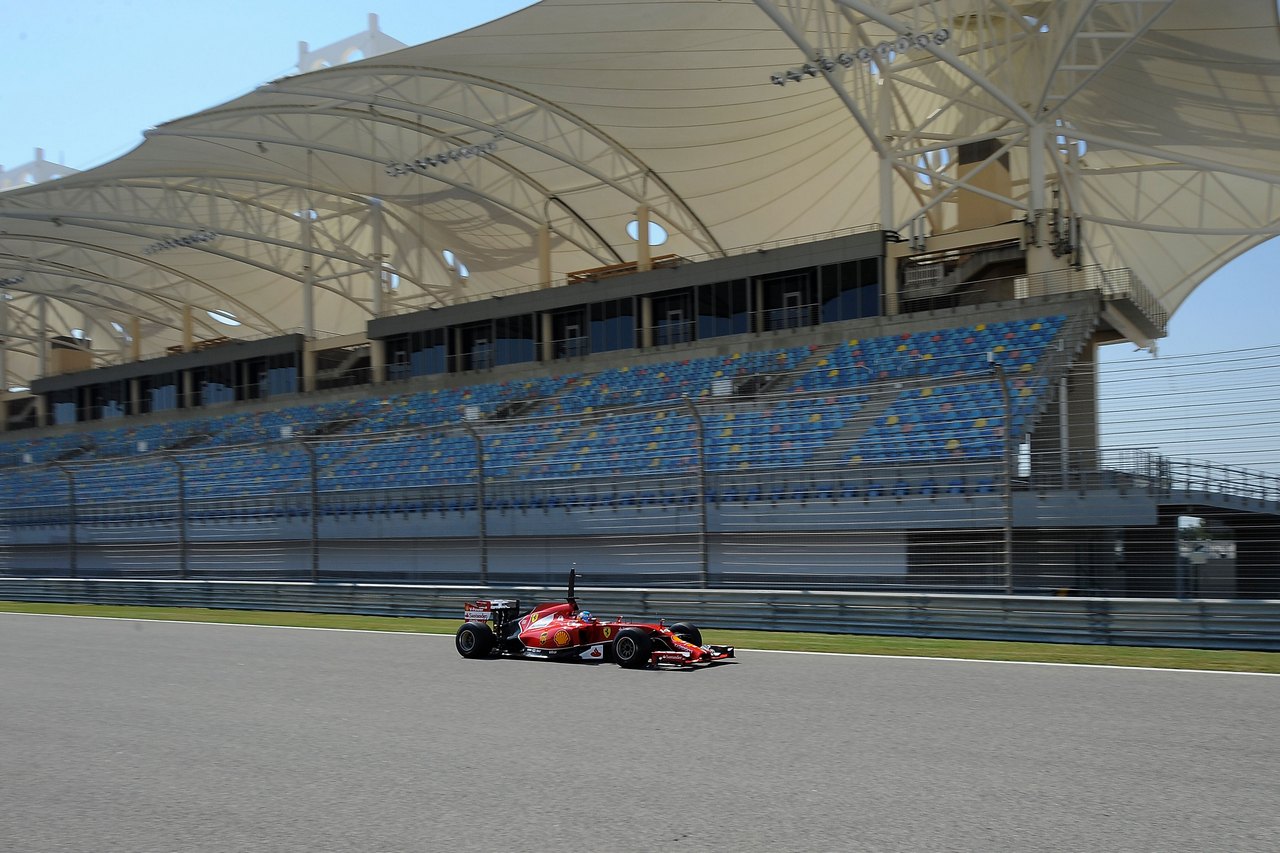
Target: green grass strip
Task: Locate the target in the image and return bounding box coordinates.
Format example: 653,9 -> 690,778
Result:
1,600 -> 1275,673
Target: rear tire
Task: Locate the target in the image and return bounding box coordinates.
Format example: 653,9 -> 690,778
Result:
670,622 -> 702,646
613,628 -> 652,668
455,622 -> 496,658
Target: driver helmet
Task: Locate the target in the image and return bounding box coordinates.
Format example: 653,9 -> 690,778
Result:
578,610 -> 592,622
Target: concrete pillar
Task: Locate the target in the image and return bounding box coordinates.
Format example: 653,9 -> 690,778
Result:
540,313 -> 554,362
640,297 -> 653,349
956,138 -> 1013,233
370,338 -> 386,384
302,345 -> 317,393
882,253 -> 899,317
1119,510 -> 1180,596
1066,341 -> 1100,464
1030,340 -> 1100,475
1233,517 -> 1280,599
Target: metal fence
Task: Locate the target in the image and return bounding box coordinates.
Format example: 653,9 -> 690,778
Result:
3,577 -> 1277,651
2,345 -> 1278,598
0,370 -> 1027,589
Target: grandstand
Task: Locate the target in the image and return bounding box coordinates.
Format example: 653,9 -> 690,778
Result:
0,1 -> 1278,597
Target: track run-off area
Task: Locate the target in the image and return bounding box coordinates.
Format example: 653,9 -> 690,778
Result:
2,614 -> 1278,853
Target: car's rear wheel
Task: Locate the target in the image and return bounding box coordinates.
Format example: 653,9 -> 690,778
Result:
670,622 -> 702,646
613,628 -> 652,668
455,621 -> 496,658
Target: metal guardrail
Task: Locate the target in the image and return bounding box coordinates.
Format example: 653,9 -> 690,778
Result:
2,578 -> 1277,652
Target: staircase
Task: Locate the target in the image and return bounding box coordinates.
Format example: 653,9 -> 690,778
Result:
310,416 -> 364,437
805,387 -> 902,465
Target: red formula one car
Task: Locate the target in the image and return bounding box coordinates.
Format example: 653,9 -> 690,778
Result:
455,571 -> 734,668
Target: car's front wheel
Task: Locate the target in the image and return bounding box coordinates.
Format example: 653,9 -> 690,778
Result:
455,621 -> 496,658
613,628 -> 652,668
670,622 -> 703,646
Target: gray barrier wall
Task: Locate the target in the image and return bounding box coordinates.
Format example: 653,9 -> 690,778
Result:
2,577 -> 1277,651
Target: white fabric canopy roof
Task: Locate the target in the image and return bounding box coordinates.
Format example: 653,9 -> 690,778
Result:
0,0 -> 1277,386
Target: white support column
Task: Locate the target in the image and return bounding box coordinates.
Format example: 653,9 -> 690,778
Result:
636,204 -> 652,272
302,151 -> 317,339
37,296 -> 48,378
877,77 -> 895,231
878,80 -> 899,316
130,316 -> 141,362
1025,123 -> 1062,278
182,304 -> 194,352
302,210 -> 316,339
0,289 -> 8,394
538,222 -> 552,289
1027,123 -> 1047,214
370,197 -> 384,317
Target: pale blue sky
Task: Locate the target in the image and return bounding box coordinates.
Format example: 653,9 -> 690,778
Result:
0,2 -> 536,171
1,0 -> 1274,362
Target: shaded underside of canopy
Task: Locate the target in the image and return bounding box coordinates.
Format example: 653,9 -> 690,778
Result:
0,0 -> 1276,386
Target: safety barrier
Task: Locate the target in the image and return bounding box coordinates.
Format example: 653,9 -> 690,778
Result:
2,577 -> 1278,651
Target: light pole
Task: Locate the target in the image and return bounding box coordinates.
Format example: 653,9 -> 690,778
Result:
463,422 -> 488,585
162,453 -> 188,580
682,396 -> 710,589
54,463 -> 77,578
992,359 -> 1014,594
298,439 -> 319,582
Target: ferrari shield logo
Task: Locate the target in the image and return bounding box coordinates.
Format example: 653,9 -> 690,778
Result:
603,626 -> 612,639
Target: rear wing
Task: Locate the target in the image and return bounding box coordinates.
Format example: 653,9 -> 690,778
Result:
462,599 -> 519,622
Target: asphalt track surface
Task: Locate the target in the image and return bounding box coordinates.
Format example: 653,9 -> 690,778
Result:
2,615 -> 1278,853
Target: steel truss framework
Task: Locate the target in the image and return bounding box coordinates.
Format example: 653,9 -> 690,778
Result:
0,0 -> 1276,390
758,0 -> 1280,242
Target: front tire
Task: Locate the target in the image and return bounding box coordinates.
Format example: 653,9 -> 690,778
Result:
670,622 -> 702,646
455,622 -> 496,658
613,628 -> 653,668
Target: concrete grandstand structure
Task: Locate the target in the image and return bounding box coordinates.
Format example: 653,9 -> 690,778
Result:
0,1 -> 1277,596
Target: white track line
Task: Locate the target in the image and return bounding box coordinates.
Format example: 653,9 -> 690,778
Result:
3,611 -> 1276,677
745,646 -> 1280,676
